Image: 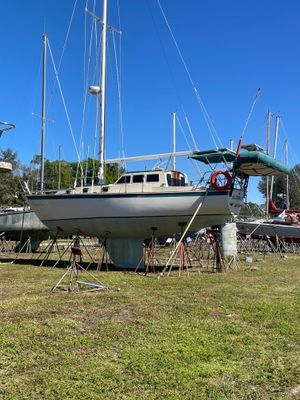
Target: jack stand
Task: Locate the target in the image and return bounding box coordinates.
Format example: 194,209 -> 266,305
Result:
37,232 -> 62,266
144,227 -> 159,275
51,246 -> 110,293
11,237 -> 32,264
167,223 -> 192,277
135,227 -> 160,274
210,229 -> 226,272
96,238 -> 110,271
51,234 -> 94,269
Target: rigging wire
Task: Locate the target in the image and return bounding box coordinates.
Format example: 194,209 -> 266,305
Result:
145,0 -> 206,156
176,116 -> 202,177
116,0 -> 124,161
47,0 -> 79,111
112,30 -> 126,169
156,0 -> 223,148
81,1 -> 102,186
78,1 -> 98,171
47,39 -> 84,181
181,105 -> 199,150
241,88 -> 261,141
280,120 -> 300,198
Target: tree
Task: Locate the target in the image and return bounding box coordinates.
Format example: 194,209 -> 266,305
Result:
239,202 -> 264,218
258,164 -> 300,209
27,156 -> 124,191
0,148 -> 24,206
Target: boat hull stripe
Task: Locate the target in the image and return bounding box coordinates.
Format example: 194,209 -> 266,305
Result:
42,213 -> 228,223
28,190 -> 228,200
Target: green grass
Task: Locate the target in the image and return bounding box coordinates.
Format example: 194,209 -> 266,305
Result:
0,257 -> 299,399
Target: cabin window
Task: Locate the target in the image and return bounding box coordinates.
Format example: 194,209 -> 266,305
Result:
133,174 -> 144,183
146,174 -> 159,182
83,187 -> 89,193
102,186 -> 109,192
167,172 -> 185,187
116,175 -> 131,184
167,174 -> 172,186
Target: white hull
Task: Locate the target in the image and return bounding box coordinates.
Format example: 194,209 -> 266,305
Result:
0,210 -> 49,241
28,188 -> 244,239
237,220 -> 300,243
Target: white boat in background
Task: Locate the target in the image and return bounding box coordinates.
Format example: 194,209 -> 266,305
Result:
0,207 -> 49,242
0,121 -> 49,248
237,200 -> 300,243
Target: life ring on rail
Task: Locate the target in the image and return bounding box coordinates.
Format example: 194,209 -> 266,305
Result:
210,170 -> 232,191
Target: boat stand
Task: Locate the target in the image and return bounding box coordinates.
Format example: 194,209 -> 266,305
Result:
11,237 -> 32,264
160,223 -> 202,277
135,227 -> 161,275
51,245 -> 110,293
0,234 -> 14,254
92,238 -> 110,271
50,235 -> 95,269
206,229 -> 226,272
36,232 -> 62,266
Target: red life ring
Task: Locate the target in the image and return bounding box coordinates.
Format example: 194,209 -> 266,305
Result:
210,170 -> 232,190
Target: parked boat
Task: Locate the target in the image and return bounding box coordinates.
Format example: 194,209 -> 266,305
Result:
237,200 -> 300,243
0,122 -> 49,249
26,1 -> 288,244
0,207 -> 49,243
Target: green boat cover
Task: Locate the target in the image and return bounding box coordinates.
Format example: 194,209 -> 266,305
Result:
234,151 -> 290,176
190,148 -> 236,164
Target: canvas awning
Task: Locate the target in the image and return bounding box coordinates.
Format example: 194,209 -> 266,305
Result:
190,148 -> 236,164
234,151 -> 290,176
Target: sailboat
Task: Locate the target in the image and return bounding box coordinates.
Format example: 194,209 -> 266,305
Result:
237,199 -> 300,243
0,121 -> 49,248
26,0 -> 288,265
236,115 -> 299,244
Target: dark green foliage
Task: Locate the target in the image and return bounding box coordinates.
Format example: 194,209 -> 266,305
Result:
0,148 -> 24,206
258,164 -> 300,209
239,201 -> 264,218
0,147 -> 125,206
29,156 -> 124,191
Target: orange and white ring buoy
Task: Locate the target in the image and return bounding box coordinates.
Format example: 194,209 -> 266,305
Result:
210,170 -> 232,191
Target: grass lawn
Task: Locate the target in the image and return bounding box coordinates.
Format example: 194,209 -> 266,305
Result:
0,256 -> 299,399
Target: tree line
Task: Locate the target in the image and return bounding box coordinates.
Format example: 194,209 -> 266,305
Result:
258,164 -> 300,209
0,148 -> 123,206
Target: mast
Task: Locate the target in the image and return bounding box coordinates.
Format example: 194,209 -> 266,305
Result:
98,0 -> 108,184
40,34 -> 47,192
172,112 -> 176,170
58,144 -> 62,190
265,110 -> 271,216
285,139 -> 290,209
85,144 -> 90,185
269,115 -> 280,201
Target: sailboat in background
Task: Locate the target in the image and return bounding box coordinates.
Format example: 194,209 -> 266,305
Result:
237,200 -> 300,243
236,115 -> 300,243
0,121 -> 49,248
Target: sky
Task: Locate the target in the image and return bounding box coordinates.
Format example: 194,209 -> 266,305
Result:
1,0 -> 299,204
